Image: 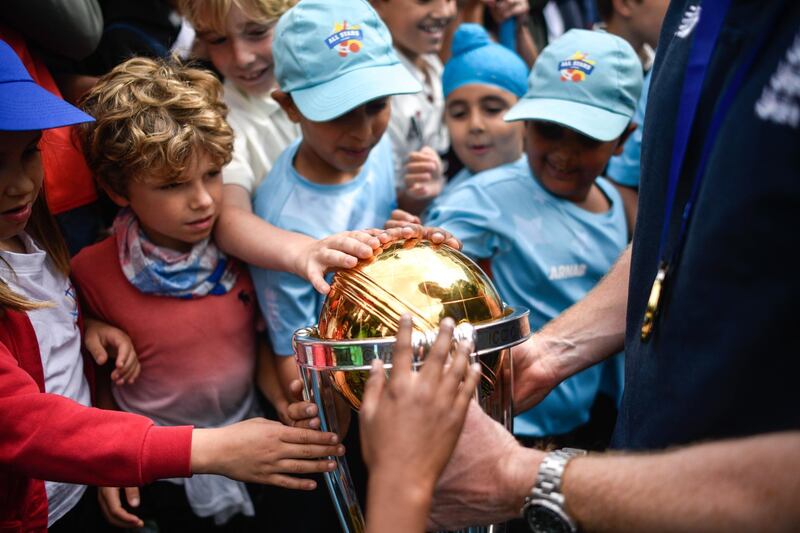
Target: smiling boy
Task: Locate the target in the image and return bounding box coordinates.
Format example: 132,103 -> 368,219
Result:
372,0 -> 455,210
425,29 -> 643,451
250,0 -> 420,398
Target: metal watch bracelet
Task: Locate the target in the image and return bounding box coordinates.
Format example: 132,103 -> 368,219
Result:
523,447 -> 587,533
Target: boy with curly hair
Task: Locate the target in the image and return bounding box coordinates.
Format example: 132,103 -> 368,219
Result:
72,57 -> 341,531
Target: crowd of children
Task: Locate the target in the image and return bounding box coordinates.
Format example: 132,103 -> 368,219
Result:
0,0 -> 668,531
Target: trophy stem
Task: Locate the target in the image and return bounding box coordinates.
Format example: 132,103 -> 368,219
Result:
302,365 -> 366,533
323,457 -> 365,533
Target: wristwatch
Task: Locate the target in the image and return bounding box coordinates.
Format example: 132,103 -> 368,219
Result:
522,447 -> 587,533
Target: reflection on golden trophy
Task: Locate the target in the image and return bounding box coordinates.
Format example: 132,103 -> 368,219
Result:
293,239 -> 530,533
320,239 -> 506,410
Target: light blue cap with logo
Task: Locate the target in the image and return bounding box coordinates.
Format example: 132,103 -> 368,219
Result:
273,0 -> 422,121
504,29 -> 643,141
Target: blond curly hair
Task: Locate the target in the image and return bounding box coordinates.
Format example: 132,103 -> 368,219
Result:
79,57 -> 233,197
179,0 -> 296,35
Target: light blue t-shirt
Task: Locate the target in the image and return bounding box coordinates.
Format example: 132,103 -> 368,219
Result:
425,156 -> 628,437
251,136 -> 397,356
606,69 -> 652,188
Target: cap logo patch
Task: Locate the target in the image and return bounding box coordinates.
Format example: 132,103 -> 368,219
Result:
559,52 -> 596,82
325,21 -> 363,57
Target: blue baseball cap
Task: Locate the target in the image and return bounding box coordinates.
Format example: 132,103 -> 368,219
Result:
443,24 -> 529,99
504,29 -> 642,141
0,40 -> 94,131
273,0 -> 422,121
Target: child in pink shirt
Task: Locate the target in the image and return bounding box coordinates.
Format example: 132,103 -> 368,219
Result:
72,56 -> 339,531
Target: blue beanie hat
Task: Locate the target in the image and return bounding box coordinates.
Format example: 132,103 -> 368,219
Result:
442,24 -> 529,99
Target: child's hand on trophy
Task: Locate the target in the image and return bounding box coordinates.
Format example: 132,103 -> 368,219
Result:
285,379 -> 321,429
385,208 -> 421,228
380,216 -> 463,250
359,315 -> 481,531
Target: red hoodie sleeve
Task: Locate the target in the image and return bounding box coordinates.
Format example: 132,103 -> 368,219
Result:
0,337 -> 193,486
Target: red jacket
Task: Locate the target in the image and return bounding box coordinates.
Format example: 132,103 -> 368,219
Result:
0,310 -> 193,532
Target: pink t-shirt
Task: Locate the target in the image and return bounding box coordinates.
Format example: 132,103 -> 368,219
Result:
71,237 -> 258,427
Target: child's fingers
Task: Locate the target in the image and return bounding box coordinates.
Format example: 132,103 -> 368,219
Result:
405,161 -> 438,177
381,224 -> 423,242
286,401 -> 318,422
317,249 -> 361,270
418,226 -> 461,249
390,209 -> 421,224
130,359 -> 141,382
114,342 -> 135,370
360,359 -> 386,423
116,359 -> 140,385
418,145 -> 439,157
419,317 -> 455,383
405,172 -> 437,186
124,486 -> 141,508
116,347 -> 140,383
455,364 -> 483,415
97,487 -> 143,528
390,315 -> 415,387
308,269 -> 332,295
362,227 -> 384,235
289,379 -> 305,401
292,417 -> 321,430
409,146 -> 440,162
279,443 -> 345,460
427,229 -> 447,244
406,150 -> 436,164
280,426 -> 341,446
265,474 -> 318,491
345,230 -> 383,250
443,235 -> 462,249
84,335 -> 109,366
439,340 -> 471,399
273,458 -> 338,475
322,239 -> 373,261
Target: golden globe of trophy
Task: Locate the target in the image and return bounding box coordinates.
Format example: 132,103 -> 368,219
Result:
293,239 -> 530,533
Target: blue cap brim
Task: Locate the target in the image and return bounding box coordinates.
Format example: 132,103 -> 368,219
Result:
291,62 -> 422,122
504,97 -> 630,142
0,80 -> 94,131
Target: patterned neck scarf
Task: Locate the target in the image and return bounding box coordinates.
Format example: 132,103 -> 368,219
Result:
113,208 -> 238,298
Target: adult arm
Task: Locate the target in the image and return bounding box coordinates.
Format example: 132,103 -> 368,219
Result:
431,406 -> 800,532
513,245 -> 631,412
608,182 -> 639,239
565,431 -> 800,532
